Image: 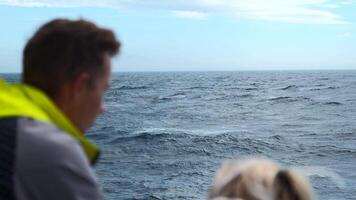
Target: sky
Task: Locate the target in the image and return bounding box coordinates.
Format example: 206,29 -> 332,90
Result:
0,0 -> 355,72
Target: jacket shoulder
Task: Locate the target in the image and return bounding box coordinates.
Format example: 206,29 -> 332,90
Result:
17,117 -> 84,165
14,117 -> 102,200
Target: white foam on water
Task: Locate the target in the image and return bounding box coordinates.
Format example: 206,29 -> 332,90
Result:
298,166 -> 345,189
133,127 -> 238,136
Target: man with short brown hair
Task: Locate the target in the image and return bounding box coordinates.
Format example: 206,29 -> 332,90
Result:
0,18 -> 121,200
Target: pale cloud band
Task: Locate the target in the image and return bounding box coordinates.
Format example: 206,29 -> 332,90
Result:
173,10 -> 209,19
340,32 -> 352,37
0,0 -> 352,24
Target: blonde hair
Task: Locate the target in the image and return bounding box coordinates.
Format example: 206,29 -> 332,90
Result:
209,158 -> 314,200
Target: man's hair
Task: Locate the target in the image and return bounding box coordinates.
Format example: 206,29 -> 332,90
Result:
22,18 -> 121,98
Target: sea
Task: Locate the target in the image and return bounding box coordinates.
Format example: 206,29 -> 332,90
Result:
2,71 -> 356,200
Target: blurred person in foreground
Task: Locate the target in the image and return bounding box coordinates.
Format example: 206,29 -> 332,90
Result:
0,18 -> 120,199
208,158 -> 315,200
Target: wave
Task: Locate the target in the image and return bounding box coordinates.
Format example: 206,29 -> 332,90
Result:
299,133 -> 318,137
250,82 -> 261,87
116,85 -> 149,90
280,85 -> 298,90
298,116 -> 320,121
319,77 -> 329,80
225,87 -> 259,91
269,96 -> 291,101
237,94 -> 253,98
309,86 -> 338,91
170,92 -> 186,97
108,128 -> 203,143
108,130 -> 282,153
108,132 -> 182,144
269,134 -> 285,140
204,93 -> 253,100
185,86 -> 210,90
326,86 -> 338,90
323,101 -> 342,105
300,166 -> 345,188
308,101 -> 343,106
152,92 -> 187,102
267,96 -> 312,103
109,130 -> 231,143
310,144 -> 356,155
309,88 -> 321,91
335,132 -> 355,138
244,87 -> 259,91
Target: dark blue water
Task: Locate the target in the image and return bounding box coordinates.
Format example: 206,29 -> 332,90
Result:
2,71 -> 356,199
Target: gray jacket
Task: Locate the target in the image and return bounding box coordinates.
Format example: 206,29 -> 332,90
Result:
0,117 -> 103,200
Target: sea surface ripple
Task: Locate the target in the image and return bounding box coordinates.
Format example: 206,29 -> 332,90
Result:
2,71 -> 356,199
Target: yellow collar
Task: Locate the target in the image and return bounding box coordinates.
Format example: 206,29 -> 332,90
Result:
0,79 -> 100,164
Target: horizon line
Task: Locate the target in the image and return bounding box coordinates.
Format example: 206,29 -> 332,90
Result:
1,68 -> 356,74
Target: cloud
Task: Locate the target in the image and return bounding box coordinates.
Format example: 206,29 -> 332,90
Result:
340,0 -> 352,5
173,10 -> 208,19
0,0 -> 351,24
340,32 -> 352,37
0,0 -> 111,8
322,4 -> 340,8
196,0 -> 349,24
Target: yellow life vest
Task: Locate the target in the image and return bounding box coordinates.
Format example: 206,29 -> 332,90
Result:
0,79 -> 100,164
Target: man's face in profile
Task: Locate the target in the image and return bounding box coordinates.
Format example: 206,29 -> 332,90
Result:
75,55 -> 112,132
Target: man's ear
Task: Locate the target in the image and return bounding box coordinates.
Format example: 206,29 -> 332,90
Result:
71,72 -> 91,95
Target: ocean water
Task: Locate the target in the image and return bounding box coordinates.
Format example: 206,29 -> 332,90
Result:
2,71 -> 356,199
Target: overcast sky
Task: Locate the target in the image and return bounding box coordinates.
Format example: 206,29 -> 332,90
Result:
0,0 -> 355,72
